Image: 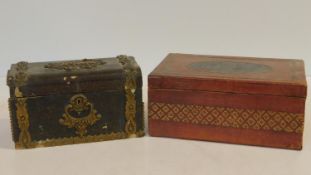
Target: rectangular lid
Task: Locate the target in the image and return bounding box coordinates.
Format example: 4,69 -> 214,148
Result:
7,55 -> 142,97
149,53 -> 307,98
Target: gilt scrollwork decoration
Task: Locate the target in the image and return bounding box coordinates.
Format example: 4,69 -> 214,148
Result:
45,59 -> 106,71
59,94 -> 102,137
16,98 -> 32,148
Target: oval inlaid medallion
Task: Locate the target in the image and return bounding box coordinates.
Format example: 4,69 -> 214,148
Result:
188,60 -> 272,74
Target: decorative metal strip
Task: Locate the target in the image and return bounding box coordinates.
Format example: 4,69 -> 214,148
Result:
149,102 -> 304,134
44,59 -> 106,71
14,61 -> 29,86
15,98 -> 32,148
6,61 -> 29,97
15,130 -> 145,149
117,55 -> 137,135
7,61 -> 29,88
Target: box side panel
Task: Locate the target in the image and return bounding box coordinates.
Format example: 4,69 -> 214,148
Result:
8,98 -> 19,143
133,60 -> 144,133
149,120 -> 302,150
10,89 -> 143,148
28,91 -> 126,141
135,87 -> 144,133
10,88 -> 144,149
148,89 -> 305,149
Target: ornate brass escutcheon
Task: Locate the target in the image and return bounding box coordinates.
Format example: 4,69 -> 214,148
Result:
59,94 -> 102,137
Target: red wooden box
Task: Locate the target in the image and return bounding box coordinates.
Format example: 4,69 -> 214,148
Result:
148,53 -> 307,150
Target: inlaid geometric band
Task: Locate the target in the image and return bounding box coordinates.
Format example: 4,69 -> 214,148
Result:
149,102 -> 304,134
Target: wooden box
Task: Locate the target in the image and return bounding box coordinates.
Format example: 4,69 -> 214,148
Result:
7,55 -> 144,149
148,53 -> 307,150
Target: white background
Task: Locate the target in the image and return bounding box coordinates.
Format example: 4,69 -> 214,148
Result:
0,0 -> 311,76
0,1 -> 310,175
